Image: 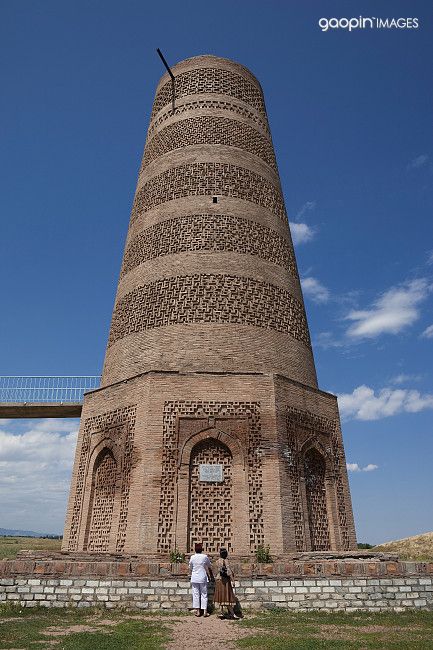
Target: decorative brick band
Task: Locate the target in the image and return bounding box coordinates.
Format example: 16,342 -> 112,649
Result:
286,407 -> 337,436
147,99 -> 270,137
151,67 -> 266,118
130,163 -> 286,224
120,214 -> 298,278
141,115 -> 276,170
108,274 -> 311,348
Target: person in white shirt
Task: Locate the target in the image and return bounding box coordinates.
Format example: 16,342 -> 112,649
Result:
189,542 -> 213,617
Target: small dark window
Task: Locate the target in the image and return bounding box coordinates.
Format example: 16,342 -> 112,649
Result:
212,196 -> 218,204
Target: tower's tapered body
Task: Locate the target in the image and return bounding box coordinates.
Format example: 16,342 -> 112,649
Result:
63,56 -> 356,555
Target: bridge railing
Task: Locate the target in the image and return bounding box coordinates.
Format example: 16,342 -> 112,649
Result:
0,376 -> 101,403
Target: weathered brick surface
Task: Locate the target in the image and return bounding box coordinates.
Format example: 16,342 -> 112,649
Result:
101,55 -> 316,388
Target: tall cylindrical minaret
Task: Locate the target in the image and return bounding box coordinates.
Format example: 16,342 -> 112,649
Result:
102,55 -> 317,389
63,55 -> 356,556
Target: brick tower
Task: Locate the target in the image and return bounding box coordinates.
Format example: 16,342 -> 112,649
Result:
62,55 -> 357,556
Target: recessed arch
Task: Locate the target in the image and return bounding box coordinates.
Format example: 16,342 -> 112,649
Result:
188,437 -> 233,554
303,447 -> 331,551
179,425 -> 246,470
84,447 -> 118,552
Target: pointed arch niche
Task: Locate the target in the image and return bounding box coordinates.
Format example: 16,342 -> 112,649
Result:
175,427 -> 250,555
188,438 -> 233,553
302,446 -> 332,551
83,446 -> 119,552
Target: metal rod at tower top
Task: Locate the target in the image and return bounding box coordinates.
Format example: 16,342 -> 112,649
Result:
156,48 -> 175,114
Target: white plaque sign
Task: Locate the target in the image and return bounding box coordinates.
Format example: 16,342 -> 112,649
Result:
199,464 -> 223,482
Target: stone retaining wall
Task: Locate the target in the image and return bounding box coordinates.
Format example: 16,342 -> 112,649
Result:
1,576 -> 432,611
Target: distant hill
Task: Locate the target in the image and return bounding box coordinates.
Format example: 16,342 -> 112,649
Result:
373,531 -> 433,560
0,528 -> 60,538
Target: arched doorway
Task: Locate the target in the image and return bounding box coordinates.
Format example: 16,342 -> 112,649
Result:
304,448 -> 331,551
85,448 -> 117,552
188,438 -> 233,554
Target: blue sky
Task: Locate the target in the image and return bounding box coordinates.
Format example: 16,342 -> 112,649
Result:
0,0 -> 432,543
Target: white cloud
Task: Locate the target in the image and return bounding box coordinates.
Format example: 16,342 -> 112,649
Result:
363,463 -> 379,472
289,202 -> 317,245
427,251 -> 433,266
407,154 -> 429,170
345,279 -> 431,339
421,324 -> 433,339
338,385 -> 433,421
0,419 -> 79,533
289,222 -> 315,245
347,462 -> 378,473
301,276 -> 330,303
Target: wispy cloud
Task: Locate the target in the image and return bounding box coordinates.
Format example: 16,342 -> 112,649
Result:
347,462 -> 379,473
390,373 -> 422,385
0,419 -> 78,533
296,201 -> 316,220
345,279 -> 431,339
314,332 -> 344,349
407,154 -> 429,170
421,324 -> 433,339
338,385 -> 433,421
427,251 -> 433,266
290,222 -> 315,245
301,276 -> 330,304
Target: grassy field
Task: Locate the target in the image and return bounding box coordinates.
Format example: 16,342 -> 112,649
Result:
0,606 -> 170,649
0,607 -> 433,649
236,609 -> 433,649
373,532 -> 433,561
0,536 -> 62,560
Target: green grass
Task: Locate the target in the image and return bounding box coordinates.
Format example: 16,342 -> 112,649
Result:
235,610 -> 433,649
0,606 -> 169,649
0,536 -> 62,559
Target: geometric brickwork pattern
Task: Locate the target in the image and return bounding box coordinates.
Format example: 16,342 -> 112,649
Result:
286,408 -> 336,435
141,116 -> 277,170
115,409 -> 137,553
285,428 -> 305,551
331,429 -> 351,551
147,99 -> 270,139
130,163 -> 286,225
86,451 -> 117,552
67,406 -> 137,552
304,448 -> 331,551
189,438 -> 233,554
157,400 -> 264,553
120,214 -> 298,278
151,66 -> 266,119
285,407 -> 351,552
108,274 -> 310,347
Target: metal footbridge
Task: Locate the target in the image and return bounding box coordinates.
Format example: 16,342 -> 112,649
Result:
0,376 -> 100,418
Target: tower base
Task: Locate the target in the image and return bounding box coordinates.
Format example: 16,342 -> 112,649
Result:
62,371 -> 357,555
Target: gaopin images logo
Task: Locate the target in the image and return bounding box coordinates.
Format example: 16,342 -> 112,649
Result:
318,16 -> 419,32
